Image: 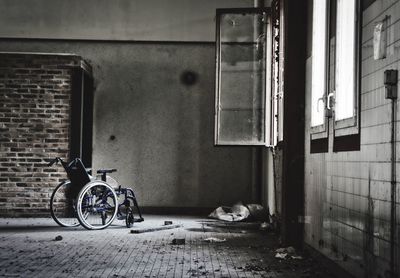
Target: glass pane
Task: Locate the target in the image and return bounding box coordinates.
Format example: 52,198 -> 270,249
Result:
216,10 -> 267,145
220,45 -> 265,109
219,109 -> 264,143
311,0 -> 328,127
220,13 -> 266,43
335,0 -> 356,121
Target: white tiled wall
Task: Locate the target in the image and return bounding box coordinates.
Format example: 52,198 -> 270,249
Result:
304,0 -> 400,276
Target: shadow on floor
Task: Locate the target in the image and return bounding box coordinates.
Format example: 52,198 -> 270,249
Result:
0,223 -> 134,233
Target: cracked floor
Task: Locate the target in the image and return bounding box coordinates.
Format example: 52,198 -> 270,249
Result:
0,216 -> 337,277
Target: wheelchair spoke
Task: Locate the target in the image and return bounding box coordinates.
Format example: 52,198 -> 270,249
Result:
50,181 -> 80,227
76,181 -> 118,230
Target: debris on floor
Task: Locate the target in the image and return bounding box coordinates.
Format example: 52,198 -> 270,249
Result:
203,237 -> 226,243
246,203 -> 269,221
275,246 -> 303,260
208,203 -> 250,222
244,263 -> 266,271
54,235 -> 63,241
275,252 -> 288,259
276,246 -> 296,254
259,221 -> 273,231
292,255 -> 304,260
130,223 -> 182,234
0,217 -> 337,277
171,238 -> 185,245
209,201 -> 269,222
164,220 -> 173,225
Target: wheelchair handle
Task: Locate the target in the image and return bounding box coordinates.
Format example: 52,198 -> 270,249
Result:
47,157 -> 61,167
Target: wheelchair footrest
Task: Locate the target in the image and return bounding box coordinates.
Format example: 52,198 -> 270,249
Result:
135,217 -> 144,222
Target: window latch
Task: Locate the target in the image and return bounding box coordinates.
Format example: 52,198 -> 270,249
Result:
326,92 -> 335,118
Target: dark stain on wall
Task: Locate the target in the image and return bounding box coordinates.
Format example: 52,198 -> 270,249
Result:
180,70 -> 198,86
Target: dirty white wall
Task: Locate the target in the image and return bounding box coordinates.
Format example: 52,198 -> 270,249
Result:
304,0 -> 400,276
0,0 -> 263,210
0,0 -> 252,42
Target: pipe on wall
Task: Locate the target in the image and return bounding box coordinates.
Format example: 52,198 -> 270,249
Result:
390,97 -> 398,277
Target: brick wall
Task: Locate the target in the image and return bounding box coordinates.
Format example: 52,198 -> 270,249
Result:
0,53 -> 82,217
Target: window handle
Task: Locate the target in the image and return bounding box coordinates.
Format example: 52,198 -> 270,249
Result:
327,92 -> 335,110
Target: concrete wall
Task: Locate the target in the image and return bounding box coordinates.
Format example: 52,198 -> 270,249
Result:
0,40 -> 258,209
0,0 -> 262,211
0,0 -> 253,42
304,0 -> 400,276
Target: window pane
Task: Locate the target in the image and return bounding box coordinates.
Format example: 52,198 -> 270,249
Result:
335,0 -> 356,121
311,0 -> 328,127
220,13 -> 265,43
219,109 -> 264,143
219,44 -> 266,143
216,11 -> 268,145
220,45 -> 265,109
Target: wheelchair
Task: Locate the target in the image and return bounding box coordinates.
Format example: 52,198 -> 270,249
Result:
48,157 -> 144,230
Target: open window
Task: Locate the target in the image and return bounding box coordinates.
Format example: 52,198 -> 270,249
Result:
214,8 -> 274,146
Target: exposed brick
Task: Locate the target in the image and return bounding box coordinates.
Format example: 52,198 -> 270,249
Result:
0,53 -> 82,217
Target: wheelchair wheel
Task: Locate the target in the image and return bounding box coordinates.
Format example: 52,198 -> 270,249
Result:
50,180 -> 80,227
126,207 -> 134,228
76,181 -> 118,230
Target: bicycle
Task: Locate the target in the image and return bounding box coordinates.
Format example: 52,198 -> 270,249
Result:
48,157 -> 144,230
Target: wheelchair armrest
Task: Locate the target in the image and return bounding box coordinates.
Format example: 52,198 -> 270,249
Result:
97,169 -> 117,174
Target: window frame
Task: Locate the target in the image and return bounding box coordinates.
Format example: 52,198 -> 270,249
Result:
272,0 -> 285,144
332,0 -> 361,139
310,0 -> 329,140
214,7 -> 274,147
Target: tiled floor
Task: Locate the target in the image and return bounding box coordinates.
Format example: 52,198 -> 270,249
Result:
0,216 -> 336,278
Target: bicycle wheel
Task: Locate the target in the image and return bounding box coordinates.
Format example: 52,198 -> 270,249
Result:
76,181 -> 118,230
50,180 -> 80,227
